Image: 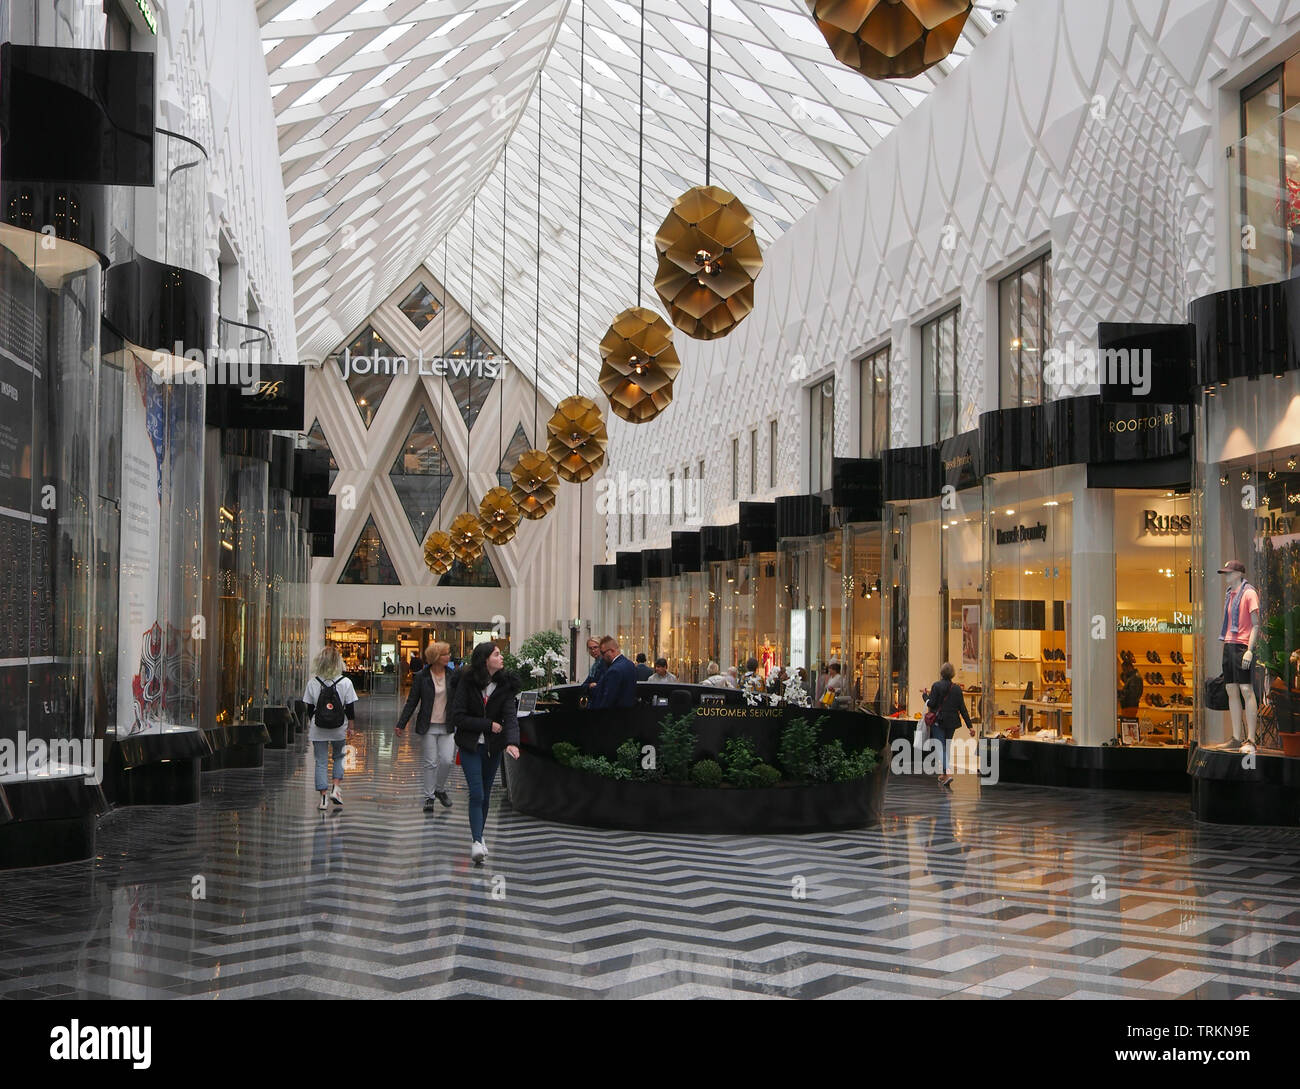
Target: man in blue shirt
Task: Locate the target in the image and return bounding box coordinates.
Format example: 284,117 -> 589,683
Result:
590,635 -> 638,710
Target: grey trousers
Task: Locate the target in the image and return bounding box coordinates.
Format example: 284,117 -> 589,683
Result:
422,728 -> 455,798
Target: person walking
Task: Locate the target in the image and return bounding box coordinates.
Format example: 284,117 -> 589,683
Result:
304,645 -> 359,811
450,642 -> 521,863
395,640 -> 459,813
924,662 -> 974,789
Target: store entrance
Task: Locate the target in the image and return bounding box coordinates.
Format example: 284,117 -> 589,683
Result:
324,619 -> 508,695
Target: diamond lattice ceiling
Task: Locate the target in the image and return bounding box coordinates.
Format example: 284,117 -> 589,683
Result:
261,0 -> 1017,401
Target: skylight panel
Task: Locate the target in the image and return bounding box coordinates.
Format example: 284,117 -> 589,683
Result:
742,41 -> 801,80
761,5 -> 823,45
296,73 -> 348,107
271,0 -> 334,21
284,31 -> 349,68
359,24 -> 408,54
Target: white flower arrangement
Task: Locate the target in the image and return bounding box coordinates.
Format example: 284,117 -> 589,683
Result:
782,673 -> 812,708
530,666 -> 546,679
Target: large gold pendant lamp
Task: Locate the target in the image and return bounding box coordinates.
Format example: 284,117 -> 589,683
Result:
653,0 -> 762,342
510,84 -> 559,520
600,0 -> 680,422
448,510 -> 485,565
547,3 -> 608,484
598,307 -> 680,422
479,148 -> 522,548
424,236 -> 456,577
447,201 -> 488,566
805,0 -> 972,81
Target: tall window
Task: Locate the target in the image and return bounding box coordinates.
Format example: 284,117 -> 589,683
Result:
769,419 -> 778,487
682,465 -> 691,523
809,377 -> 835,492
749,428 -> 758,495
920,308 -> 958,444
731,437 -> 739,500
1239,56 -> 1300,285
617,508 -> 622,545
999,255 -> 1051,408
859,344 -> 890,456
668,471 -> 675,525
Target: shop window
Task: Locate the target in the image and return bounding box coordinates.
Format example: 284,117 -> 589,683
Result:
446,327 -> 498,431
498,423 -> 531,489
1113,491 -> 1194,746
1238,55 -> 1300,285
306,419 -> 338,486
339,514 -> 400,585
398,282 -> 441,330
998,254 -> 1051,408
439,552 -> 501,587
983,474 -> 1072,741
810,377 -> 835,491
859,344 -> 890,456
920,308 -> 958,444
389,406 -> 451,542
336,324 -> 391,428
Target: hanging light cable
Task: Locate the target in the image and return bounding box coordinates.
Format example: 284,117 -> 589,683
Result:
449,200 -> 486,566
511,79 -> 560,520
599,0 -> 680,423
653,0 -> 762,340
547,0 -> 608,486
481,146 -> 521,545
424,236 -> 455,575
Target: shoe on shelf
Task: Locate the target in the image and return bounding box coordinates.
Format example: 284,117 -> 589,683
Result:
1153,651 -> 1162,663
319,792 -> 329,811
1241,740 -> 1257,754
1004,652 -> 1016,660
470,840 -> 486,863
330,785 -> 343,807
423,797 -> 436,814
1222,737 -> 1243,750
434,790 -> 452,809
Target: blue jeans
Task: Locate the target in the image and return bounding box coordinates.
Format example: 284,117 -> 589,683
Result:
928,722 -> 951,774
314,739 -> 346,791
459,743 -> 502,842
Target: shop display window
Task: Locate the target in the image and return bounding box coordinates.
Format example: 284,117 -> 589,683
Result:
847,524 -> 889,713
982,471 -> 1073,742
938,486 -> 985,723
215,452 -> 269,728
1112,491 -> 1195,747
1236,54 -> 1300,287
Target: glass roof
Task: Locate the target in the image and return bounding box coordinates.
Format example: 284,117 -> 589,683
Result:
261,0 -> 1018,398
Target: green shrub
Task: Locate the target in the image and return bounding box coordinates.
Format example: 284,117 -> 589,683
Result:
812,739 -> 879,782
551,741 -> 580,767
754,763 -> 781,788
721,736 -> 763,787
778,717 -> 820,782
658,713 -> 697,781
615,738 -> 643,773
690,758 -> 723,787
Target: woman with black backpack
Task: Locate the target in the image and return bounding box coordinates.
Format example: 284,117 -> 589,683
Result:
924,662 -> 973,789
449,642 -> 520,863
304,645 -> 359,811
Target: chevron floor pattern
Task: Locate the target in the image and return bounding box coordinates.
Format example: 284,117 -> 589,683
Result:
3,695 -> 1300,999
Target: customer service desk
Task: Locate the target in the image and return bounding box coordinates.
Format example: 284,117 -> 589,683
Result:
505,684 -> 891,834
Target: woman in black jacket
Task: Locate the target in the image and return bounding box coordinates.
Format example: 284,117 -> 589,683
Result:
450,642 -> 521,863
394,640 -> 460,813
925,662 -> 973,789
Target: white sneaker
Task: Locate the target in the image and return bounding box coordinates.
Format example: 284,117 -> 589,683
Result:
470,840 -> 486,863
480,835 -> 488,855
1241,740 -> 1257,755
318,792 -> 328,811
330,785 -> 343,807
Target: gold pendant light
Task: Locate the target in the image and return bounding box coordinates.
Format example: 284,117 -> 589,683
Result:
654,185 -> 761,341
424,530 -> 455,575
806,0 -> 972,81
448,510 -> 486,565
479,485 -> 520,545
653,0 -> 761,342
510,448 -> 559,519
547,395 -> 608,483
598,306 -> 680,422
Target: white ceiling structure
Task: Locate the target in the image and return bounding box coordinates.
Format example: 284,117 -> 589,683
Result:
261,0 -> 1019,406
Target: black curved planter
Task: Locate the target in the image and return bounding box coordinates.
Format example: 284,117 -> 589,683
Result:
988,738 -> 1189,792
1191,747 -> 1300,826
102,727 -> 212,807
509,705 -> 891,833
201,723 -> 270,772
0,776 -> 106,869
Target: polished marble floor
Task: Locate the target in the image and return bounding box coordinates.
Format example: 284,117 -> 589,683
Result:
3,695 -> 1300,999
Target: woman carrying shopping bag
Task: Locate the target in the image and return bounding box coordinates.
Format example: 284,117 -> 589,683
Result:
924,662 -> 973,789
450,642 -> 521,863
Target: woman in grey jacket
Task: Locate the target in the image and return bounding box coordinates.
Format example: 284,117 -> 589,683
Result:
395,640 -> 459,813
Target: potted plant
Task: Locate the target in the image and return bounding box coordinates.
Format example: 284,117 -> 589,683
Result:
1255,603 -> 1300,756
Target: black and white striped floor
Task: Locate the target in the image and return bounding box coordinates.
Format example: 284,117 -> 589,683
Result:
2,695 -> 1300,999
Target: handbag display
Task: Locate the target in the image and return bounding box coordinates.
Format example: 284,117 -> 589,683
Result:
1204,674 -> 1230,711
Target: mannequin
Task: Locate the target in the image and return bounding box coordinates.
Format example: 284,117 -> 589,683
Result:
1282,155 -> 1300,276
1217,560 -> 1261,752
